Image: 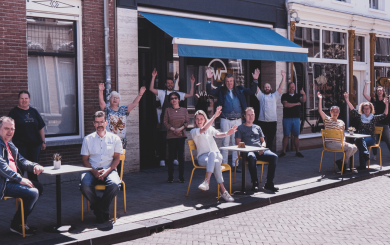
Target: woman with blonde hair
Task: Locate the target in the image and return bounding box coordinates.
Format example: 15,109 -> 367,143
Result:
190,106 -> 237,202
344,92 -> 388,170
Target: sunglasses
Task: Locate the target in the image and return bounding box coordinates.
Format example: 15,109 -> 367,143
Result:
170,97 -> 179,100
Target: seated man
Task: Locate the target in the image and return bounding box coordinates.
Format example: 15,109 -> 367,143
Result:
235,108 -> 278,192
80,111 -> 123,223
0,116 -> 44,236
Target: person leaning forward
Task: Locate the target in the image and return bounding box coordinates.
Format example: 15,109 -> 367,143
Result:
80,111 -> 123,223
0,116 -> 44,236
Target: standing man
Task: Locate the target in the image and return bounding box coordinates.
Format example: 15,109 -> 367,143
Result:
235,108 -> 278,192
280,82 -> 306,157
80,111 -> 123,223
206,68 -> 258,171
149,68 -> 196,167
253,68 -> 286,151
0,116 -> 44,236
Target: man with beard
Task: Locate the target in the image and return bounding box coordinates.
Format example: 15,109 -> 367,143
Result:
149,68 -> 196,167
253,69 -> 286,151
80,111 -> 123,223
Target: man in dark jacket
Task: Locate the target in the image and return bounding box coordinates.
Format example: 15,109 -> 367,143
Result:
0,116 -> 44,236
206,68 -> 258,169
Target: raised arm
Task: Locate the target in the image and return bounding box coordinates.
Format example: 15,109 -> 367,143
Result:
127,86 -> 146,113
344,92 -> 355,111
241,70 -> 259,95
252,68 -> 261,95
184,74 -> 196,98
363,80 -> 371,101
98,83 -> 106,111
199,106 -> 222,134
317,92 -> 327,120
385,97 -> 389,115
300,87 -> 307,103
206,68 -> 220,96
277,70 -> 286,95
149,68 -> 158,96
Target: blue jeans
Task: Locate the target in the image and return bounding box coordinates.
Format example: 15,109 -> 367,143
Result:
283,118 -> 300,136
246,150 -> 277,185
16,144 -> 41,182
197,152 -> 224,184
4,180 -> 43,226
355,137 -> 376,167
80,170 -> 120,213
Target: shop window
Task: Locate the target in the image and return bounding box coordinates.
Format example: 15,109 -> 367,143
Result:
322,30 -> 346,60
294,27 -> 320,58
375,37 -> 390,63
374,67 -> 390,96
353,36 -> 365,62
369,0 -> 379,9
27,17 -> 78,136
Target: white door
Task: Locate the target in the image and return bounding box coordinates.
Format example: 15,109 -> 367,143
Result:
353,71 -> 367,107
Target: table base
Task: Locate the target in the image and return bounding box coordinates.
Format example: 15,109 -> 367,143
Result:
44,224 -> 75,233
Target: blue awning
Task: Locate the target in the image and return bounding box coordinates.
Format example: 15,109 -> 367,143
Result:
140,12 -> 308,62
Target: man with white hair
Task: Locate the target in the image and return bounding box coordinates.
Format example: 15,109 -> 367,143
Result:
253,69 -> 286,151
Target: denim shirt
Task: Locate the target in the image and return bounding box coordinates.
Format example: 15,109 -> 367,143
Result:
221,93 -> 242,118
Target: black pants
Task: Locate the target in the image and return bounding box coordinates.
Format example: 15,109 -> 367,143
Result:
167,138 -> 185,178
247,150 -> 277,185
158,131 -> 167,161
258,121 -> 277,151
16,144 -> 41,182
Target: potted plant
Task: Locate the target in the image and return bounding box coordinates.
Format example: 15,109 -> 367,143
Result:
53,153 -> 62,170
348,127 -> 356,135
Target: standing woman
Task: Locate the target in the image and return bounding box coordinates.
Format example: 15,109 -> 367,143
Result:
363,82 -> 390,160
344,92 -> 388,170
164,92 -> 189,183
99,83 -> 146,148
8,90 -> 46,181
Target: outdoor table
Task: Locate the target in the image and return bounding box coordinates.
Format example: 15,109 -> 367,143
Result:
41,165 -> 91,233
344,132 -> 371,170
220,145 -> 268,195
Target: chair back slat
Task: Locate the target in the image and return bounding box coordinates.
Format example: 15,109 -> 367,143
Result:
187,140 -> 198,167
375,126 -> 383,144
321,129 -> 344,150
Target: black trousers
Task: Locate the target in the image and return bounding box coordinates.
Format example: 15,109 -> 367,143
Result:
257,121 -> 277,151
167,138 -> 185,178
16,144 -> 41,182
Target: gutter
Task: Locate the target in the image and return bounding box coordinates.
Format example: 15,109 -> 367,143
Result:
104,0 -> 111,101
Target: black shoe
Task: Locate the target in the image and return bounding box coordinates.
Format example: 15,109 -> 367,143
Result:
94,209 -> 105,224
251,182 -> 259,192
167,177 -> 173,183
10,224 -> 35,236
279,152 -> 286,157
264,183 -> 279,192
357,166 -> 367,171
295,152 -> 304,157
235,167 -> 241,173
103,212 -> 110,221
363,154 -> 370,162
25,224 -> 37,233
179,176 -> 185,183
335,159 -> 343,171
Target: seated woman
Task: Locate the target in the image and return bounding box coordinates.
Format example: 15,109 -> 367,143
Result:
317,92 -> 357,171
344,92 -> 388,170
190,106 -> 237,202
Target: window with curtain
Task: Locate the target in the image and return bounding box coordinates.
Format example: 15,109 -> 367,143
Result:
322,30 -> 347,60
294,27 -> 320,58
375,37 -> 390,63
27,17 -> 78,136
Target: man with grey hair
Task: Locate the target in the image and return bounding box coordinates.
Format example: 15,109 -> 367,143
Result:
0,116 -> 44,236
80,111 -> 123,223
253,68 -> 286,151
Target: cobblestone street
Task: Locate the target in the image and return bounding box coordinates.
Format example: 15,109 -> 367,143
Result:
120,175 -> 390,245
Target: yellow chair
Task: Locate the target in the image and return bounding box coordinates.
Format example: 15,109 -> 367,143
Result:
319,129 -> 353,175
233,152 -> 269,188
4,197 -> 25,237
81,150 -> 126,222
186,140 -> 231,198
368,126 -> 383,169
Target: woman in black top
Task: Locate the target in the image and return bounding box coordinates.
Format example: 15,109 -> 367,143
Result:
363,82 -> 390,160
8,91 -> 46,181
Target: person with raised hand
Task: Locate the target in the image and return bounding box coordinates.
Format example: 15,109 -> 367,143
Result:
190,106 -> 237,202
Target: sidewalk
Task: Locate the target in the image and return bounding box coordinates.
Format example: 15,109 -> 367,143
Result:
1,144 -> 389,245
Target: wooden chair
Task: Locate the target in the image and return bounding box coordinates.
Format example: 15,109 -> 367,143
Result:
186,140 -> 231,198
233,152 -> 269,188
81,150 -> 126,222
368,126 -> 383,169
319,129 -> 353,175
4,197 -> 25,237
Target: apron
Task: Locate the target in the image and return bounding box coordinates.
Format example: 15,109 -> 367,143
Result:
159,90 -> 171,131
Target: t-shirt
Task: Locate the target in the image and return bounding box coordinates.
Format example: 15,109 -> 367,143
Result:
256,89 -> 281,122
106,103 -> 129,141
323,116 -> 345,143
281,93 -> 303,118
157,90 -> 185,106
5,142 -> 17,173
235,124 -> 264,147
190,126 -> 220,158
370,97 -> 388,125
8,106 -> 46,147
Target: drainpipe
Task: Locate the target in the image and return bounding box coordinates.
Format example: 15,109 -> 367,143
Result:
285,0 -> 292,152
104,0 -> 111,102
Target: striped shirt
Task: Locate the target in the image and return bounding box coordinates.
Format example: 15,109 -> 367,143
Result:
163,107 -> 189,139
323,116 -> 345,143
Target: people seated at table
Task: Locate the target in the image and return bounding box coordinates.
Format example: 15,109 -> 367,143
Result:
190,106 -> 237,202
344,92 -> 389,170
235,107 -> 278,192
80,111 -> 123,223
0,116 -> 44,236
317,92 -> 357,171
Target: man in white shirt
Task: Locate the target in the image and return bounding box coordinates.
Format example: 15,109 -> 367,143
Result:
149,68 -> 196,167
80,111 -> 123,223
253,69 -> 286,151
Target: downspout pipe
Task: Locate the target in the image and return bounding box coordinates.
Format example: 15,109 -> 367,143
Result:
104,0 -> 111,102
286,0 -> 292,152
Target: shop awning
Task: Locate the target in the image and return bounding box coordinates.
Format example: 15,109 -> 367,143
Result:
140,12 -> 308,62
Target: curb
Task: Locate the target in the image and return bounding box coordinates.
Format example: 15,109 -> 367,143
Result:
27,167 -> 390,245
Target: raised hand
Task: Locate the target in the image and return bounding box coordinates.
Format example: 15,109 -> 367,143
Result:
214,106 -> 222,117
344,92 -> 349,100
99,83 -> 105,91
281,70 -> 286,77
317,91 -> 322,99
252,68 -> 260,80
365,80 -> 371,84
152,68 -> 157,78
227,125 -> 238,136
206,67 -> 214,79
190,74 -> 195,84
300,87 -> 305,95
384,97 -> 389,104
139,86 -> 146,96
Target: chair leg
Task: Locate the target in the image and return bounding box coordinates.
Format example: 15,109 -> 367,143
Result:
15,199 -> 19,211
334,152 -> 336,170
87,200 -> 89,212
244,163 -> 247,189
233,165 -> 237,184
368,147 -> 371,169
380,147 -> 382,170
114,196 -> 117,222
217,184 -> 220,200
229,169 -> 232,195
352,155 -> 354,171
319,150 -> 325,172
340,153 -> 345,175
186,168 -> 196,196
122,181 -> 126,213
81,194 -> 84,221
19,199 -> 25,238
260,164 -> 264,183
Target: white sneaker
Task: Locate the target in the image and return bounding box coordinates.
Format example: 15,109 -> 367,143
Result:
198,180 -> 209,191
221,191 -> 234,202
173,159 -> 179,165
160,160 -> 165,167
373,155 -> 377,161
